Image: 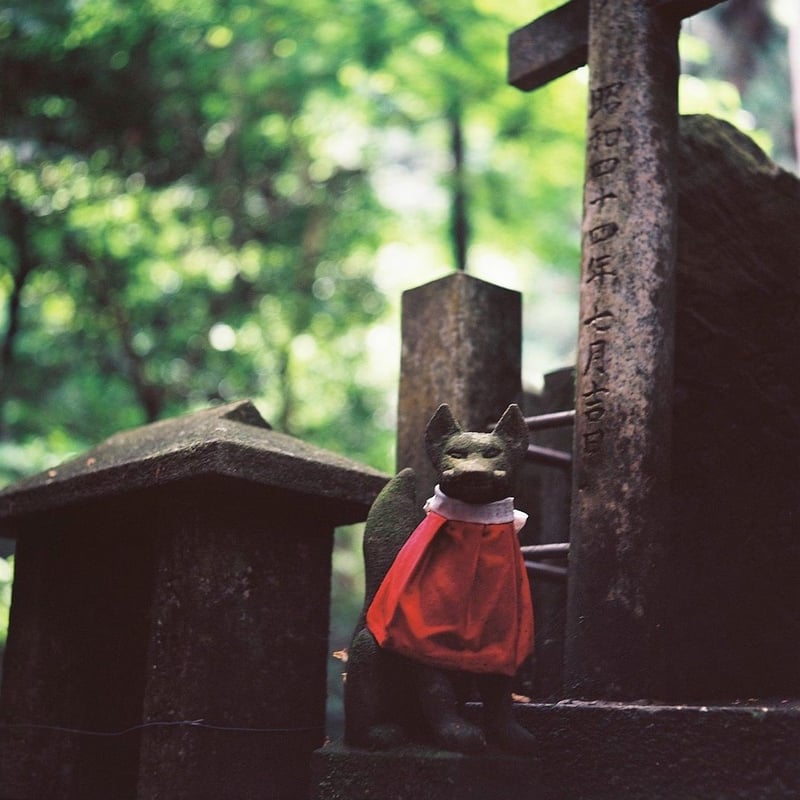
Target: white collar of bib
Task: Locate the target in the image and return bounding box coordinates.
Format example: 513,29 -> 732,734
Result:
424,485 -> 528,533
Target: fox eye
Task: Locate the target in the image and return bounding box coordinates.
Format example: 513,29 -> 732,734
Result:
482,446 -> 501,458
446,448 -> 468,459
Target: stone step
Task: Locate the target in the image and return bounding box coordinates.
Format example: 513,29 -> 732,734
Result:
310,701 -> 800,800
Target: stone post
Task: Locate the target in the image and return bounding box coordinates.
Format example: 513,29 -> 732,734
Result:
0,401 -> 387,800
396,272 -> 523,505
528,368 -> 574,699
508,0 -> 725,705
565,1 -> 680,700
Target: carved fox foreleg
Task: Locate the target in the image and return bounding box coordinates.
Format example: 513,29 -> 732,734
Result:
413,664 -> 487,754
477,673 -> 537,755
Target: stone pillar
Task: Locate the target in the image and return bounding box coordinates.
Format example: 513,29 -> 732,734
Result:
0,497 -> 157,800
528,368 -> 574,700
397,272 -> 523,505
0,402 -> 387,800
565,1 -> 679,699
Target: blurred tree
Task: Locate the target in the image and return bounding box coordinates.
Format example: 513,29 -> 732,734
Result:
683,0 -> 796,168
1,0 -> 792,475
0,0 -> 590,488
0,0 -> 392,478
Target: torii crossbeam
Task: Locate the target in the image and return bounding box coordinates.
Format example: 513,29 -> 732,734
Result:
509,0 -> 725,700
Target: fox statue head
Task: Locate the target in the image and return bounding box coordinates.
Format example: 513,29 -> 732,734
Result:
424,404 -> 529,505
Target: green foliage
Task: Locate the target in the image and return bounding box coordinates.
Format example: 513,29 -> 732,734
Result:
680,7 -> 795,167
0,0 -> 590,488
1,0 -> 392,479
328,522 -> 366,732
0,555 -> 12,648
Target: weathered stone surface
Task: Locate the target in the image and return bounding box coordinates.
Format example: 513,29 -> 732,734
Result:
0,400 -> 387,523
508,1 -> 723,93
668,115 -> 800,701
397,273 -> 522,506
136,483 -> 335,800
312,700 -> 800,800
565,0 -> 682,700
566,114 -> 800,703
0,495 -> 156,800
0,401 -> 388,800
508,0 -> 588,91
312,742 -> 542,800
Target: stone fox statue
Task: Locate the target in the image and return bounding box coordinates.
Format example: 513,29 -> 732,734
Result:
344,404 -> 535,754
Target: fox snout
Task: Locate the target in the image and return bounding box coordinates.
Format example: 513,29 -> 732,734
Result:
440,457 -> 513,503
441,466 -> 507,482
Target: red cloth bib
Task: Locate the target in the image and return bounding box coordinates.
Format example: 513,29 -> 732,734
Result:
366,509 -> 534,676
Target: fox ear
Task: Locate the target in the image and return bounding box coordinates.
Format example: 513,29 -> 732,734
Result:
492,404 -> 529,468
425,404 -> 462,466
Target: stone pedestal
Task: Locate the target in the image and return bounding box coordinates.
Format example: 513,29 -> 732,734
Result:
0,401 -> 387,800
311,701 -> 800,800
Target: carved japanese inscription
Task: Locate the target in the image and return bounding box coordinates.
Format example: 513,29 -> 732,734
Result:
578,80 -> 626,459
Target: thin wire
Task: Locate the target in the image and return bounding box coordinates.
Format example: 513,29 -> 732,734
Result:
0,719 -> 324,738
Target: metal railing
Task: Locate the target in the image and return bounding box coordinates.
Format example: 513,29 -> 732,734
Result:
496,409 -> 575,582
523,409 -> 574,469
